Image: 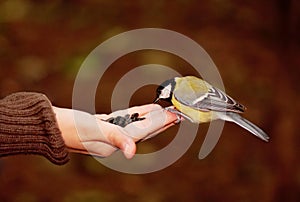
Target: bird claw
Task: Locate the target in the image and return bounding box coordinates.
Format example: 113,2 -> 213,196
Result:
164,107 -> 193,123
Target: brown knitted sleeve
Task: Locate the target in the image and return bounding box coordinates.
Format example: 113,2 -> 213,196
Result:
0,92 -> 69,165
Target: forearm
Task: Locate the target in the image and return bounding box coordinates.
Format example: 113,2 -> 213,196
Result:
0,92 -> 69,165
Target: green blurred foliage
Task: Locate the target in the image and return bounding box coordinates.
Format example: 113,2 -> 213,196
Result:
0,0 -> 299,201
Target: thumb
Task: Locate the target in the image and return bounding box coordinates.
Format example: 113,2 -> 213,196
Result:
105,126 -> 137,159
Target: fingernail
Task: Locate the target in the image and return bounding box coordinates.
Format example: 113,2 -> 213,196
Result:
123,143 -> 134,159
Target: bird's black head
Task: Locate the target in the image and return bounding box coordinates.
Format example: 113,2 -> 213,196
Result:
154,78 -> 176,104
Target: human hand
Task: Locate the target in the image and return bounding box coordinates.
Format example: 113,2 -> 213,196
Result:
53,104 -> 178,159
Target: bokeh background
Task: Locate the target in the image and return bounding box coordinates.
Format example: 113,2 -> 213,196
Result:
0,0 -> 299,201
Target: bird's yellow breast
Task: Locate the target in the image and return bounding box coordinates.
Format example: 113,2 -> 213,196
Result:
172,95 -> 214,123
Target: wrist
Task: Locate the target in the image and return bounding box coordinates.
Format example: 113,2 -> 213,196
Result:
52,106 -> 83,150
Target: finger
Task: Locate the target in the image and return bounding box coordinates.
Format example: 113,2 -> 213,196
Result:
124,108 -> 178,140
109,104 -> 162,117
75,112 -> 137,159
71,109 -> 136,159
164,108 -> 180,123
67,144 -> 117,157
75,133 -> 136,159
101,124 -> 136,159
127,104 -> 162,116
94,114 -> 110,120
141,121 -> 176,141
81,141 -> 118,157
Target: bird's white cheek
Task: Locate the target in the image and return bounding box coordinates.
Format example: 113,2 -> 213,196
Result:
160,90 -> 170,98
159,84 -> 172,98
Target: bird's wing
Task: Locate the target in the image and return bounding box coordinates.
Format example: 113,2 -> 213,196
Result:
173,77 -> 245,113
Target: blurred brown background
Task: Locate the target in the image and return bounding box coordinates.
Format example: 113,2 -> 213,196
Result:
0,0 -> 299,201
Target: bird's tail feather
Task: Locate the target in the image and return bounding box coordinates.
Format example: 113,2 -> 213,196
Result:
220,112 -> 269,142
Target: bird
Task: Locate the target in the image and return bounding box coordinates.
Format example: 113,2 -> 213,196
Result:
154,76 -> 269,142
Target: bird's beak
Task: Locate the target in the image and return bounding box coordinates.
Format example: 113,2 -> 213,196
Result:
153,98 -> 160,103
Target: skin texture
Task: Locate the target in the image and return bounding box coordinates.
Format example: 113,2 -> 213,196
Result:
53,104 -> 178,159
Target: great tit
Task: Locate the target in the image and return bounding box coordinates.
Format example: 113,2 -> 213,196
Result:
154,76 -> 269,142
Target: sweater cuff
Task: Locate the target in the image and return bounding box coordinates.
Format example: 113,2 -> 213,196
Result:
0,92 -> 69,165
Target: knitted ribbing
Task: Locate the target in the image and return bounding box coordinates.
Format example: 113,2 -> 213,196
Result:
0,92 -> 69,165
